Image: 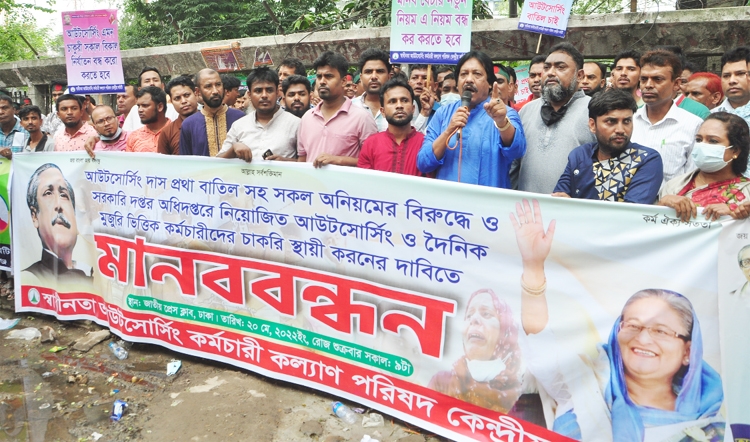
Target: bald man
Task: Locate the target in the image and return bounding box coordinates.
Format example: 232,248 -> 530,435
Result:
179,68 -> 246,156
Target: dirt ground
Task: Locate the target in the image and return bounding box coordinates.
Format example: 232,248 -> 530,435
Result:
0,281 -> 450,442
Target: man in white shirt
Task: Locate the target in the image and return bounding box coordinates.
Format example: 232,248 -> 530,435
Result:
630,50 -> 703,182
218,67 -> 299,162
121,67 -> 179,131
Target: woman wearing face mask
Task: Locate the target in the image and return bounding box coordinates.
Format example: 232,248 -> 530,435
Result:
658,112 -> 750,221
428,288 -> 523,413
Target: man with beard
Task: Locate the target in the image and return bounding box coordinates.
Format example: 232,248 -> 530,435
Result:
126,86 -> 171,152
219,67 -> 299,162
281,75 -> 312,118
19,105 -> 54,152
122,67 -> 179,132
53,94 -> 98,152
158,76 -> 199,155
24,163 -> 92,288
580,61 -> 607,96
353,49 -> 391,131
297,51 -> 377,167
517,43 -> 596,193
631,50 -> 703,182
611,50 -> 643,107
553,89 -> 663,203
180,69 -> 245,157
418,51 -> 525,187
357,79 -> 427,176
91,105 -> 128,152
513,55 -> 546,111
116,85 -> 137,128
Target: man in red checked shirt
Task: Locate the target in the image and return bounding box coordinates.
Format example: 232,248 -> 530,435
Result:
357,79 -> 431,177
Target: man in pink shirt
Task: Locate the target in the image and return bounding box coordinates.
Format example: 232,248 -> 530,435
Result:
126,86 -> 170,153
91,105 -> 128,151
296,51 -> 377,167
54,95 -> 98,152
358,79 -> 428,177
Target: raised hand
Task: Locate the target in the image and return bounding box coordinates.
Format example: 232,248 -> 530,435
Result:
509,199 -> 556,269
483,81 -> 509,128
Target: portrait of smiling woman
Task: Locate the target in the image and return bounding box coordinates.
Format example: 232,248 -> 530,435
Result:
510,199 -> 724,442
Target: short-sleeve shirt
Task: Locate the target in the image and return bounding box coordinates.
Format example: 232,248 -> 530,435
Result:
1,119 -> 29,153
219,108 -> 299,159
297,98 -> 378,162
126,123 -> 169,153
54,123 -> 98,152
357,128 -> 427,177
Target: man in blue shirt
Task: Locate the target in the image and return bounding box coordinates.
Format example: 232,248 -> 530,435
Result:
0,95 -> 29,158
553,89 -> 663,204
417,51 -> 526,187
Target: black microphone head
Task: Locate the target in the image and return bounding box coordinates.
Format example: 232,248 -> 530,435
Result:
460,90 -> 473,108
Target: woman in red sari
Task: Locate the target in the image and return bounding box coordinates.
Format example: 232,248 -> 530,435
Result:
659,112 -> 750,221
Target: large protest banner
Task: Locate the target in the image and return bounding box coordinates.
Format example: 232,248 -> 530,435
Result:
0,157 -> 10,271
11,152 -> 741,441
389,0 -> 472,64
62,9 -> 125,95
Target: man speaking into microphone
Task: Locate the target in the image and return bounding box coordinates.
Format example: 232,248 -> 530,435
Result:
417,51 -> 526,187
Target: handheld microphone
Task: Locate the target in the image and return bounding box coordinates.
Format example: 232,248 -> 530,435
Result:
458,90 -> 472,137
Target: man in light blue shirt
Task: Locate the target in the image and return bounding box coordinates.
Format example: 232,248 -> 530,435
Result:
417,51 -> 526,188
0,96 -> 29,158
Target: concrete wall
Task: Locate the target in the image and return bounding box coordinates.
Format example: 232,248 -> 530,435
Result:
1,7 -> 748,91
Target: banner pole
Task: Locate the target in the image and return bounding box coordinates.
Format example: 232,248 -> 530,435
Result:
535,34 -> 543,53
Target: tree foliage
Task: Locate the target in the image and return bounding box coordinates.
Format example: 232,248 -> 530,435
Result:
0,11 -> 57,62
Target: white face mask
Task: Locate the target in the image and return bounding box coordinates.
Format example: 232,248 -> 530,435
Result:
465,354 -> 510,383
440,93 -> 461,105
691,142 -> 734,173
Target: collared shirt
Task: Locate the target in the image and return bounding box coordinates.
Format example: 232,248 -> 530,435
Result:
352,94 -> 387,132
94,131 -> 129,152
358,127 -> 427,176
712,98 -> 750,124
41,112 -> 63,136
126,123 -> 169,153
157,114 -> 188,155
418,97 -> 526,188
631,101 -> 703,182
54,123 -> 98,152
25,133 -> 54,152
220,107 -> 299,159
297,98 -> 378,162
554,142 -> 663,204
1,119 -> 30,153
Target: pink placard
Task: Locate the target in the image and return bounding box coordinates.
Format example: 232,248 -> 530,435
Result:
62,9 -> 125,94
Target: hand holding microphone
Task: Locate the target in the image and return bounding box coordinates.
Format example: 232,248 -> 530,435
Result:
447,89 -> 474,138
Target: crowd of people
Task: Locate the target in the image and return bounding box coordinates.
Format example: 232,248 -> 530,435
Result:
2,43 -> 750,221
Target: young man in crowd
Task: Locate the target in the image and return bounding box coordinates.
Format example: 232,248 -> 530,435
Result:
122,67 -> 179,131
358,79 -> 427,177
517,43 -> 596,193
91,105 -> 128,152
439,73 -> 459,104
418,51 -> 525,188
221,74 -> 242,107
158,76 -> 199,155
685,72 -> 724,110
277,58 -> 306,97
19,105 -> 53,152
580,61 -> 607,96
219,67 -> 299,162
0,95 -> 29,158
126,86 -> 170,153
553,89 -> 663,203
54,94 -> 97,152
513,55 -> 546,111
180,68 -> 245,157
354,49 -> 392,132
630,50 -> 703,182
41,79 -> 67,136
282,75 -> 312,119
409,64 -> 440,131
714,46 -> 750,126
611,50 -> 643,107
116,85 -> 137,128
297,51 -> 378,167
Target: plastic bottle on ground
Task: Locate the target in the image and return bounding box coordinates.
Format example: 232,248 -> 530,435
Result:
332,401 -> 358,424
109,341 -> 128,360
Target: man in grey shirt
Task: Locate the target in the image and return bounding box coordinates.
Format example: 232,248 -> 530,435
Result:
517,43 -> 596,194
